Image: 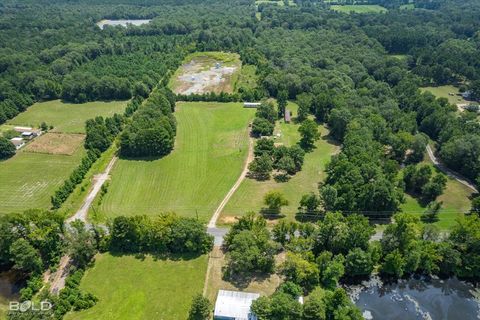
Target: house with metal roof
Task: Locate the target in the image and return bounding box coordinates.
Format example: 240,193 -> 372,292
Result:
213,290 -> 260,320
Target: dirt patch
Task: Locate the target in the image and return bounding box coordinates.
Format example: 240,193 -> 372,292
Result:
24,133 -> 84,155
172,57 -> 240,95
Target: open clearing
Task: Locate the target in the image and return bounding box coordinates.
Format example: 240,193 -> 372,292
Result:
220,102 -> 339,224
96,102 -> 255,222
255,0 -> 296,6
400,154 -> 473,230
24,133 -> 85,155
420,85 -> 469,107
0,148 -> 85,214
330,5 -> 388,13
6,100 -> 128,133
169,52 -> 241,95
65,253 -> 207,320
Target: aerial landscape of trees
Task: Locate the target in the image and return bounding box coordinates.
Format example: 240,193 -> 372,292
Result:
1,0 -> 480,318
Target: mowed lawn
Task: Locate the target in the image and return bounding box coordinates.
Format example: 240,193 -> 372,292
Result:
7,99 -> 128,133
400,158 -> 474,230
98,102 -> 255,222
0,99 -> 127,215
220,103 -> 339,223
420,85 -> 469,106
0,149 -> 85,214
65,253 -> 208,320
330,5 -> 387,13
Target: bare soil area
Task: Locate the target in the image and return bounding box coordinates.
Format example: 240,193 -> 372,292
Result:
172,56 -> 240,95
24,132 -> 84,155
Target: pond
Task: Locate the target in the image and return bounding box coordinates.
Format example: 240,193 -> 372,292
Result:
0,271 -> 24,303
96,19 -> 152,30
351,277 -> 480,320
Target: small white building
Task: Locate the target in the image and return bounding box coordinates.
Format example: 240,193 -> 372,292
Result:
10,137 -> 25,150
243,102 -> 261,108
21,132 -> 34,140
214,290 -> 260,320
13,126 -> 33,133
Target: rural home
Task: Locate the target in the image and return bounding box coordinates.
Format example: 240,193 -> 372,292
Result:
213,290 -> 260,320
243,102 -> 261,108
10,137 -> 25,149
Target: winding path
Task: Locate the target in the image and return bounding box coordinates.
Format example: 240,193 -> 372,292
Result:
426,145 -> 478,193
48,156 -> 117,293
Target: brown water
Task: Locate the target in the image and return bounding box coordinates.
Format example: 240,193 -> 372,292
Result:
0,271 -> 23,302
354,277 -> 480,320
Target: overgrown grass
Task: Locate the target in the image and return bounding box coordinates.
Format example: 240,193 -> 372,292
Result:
96,102 -> 255,222
65,253 -> 208,320
6,100 -> 128,133
234,64 -> 259,93
220,102 -> 339,224
330,5 -> 388,13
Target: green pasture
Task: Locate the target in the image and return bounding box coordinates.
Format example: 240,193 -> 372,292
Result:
330,5 -> 388,13
96,102 -> 255,222
420,85 -> 469,106
65,253 -> 208,320
6,100 -> 128,133
220,102 -> 339,223
0,149 -> 85,215
400,156 -> 474,230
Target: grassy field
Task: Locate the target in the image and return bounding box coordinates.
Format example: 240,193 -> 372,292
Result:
0,148 -> 85,214
420,85 -> 469,106
400,155 -> 474,230
6,100 -> 128,133
96,102 -> 255,222
219,102 -> 339,224
330,5 -> 387,13
65,253 -> 208,320
255,0 -> 296,6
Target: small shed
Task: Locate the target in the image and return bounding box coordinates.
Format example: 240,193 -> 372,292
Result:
284,109 -> 291,123
214,290 -> 260,320
243,102 -> 261,108
21,132 -> 34,140
10,137 -> 25,150
14,126 -> 33,133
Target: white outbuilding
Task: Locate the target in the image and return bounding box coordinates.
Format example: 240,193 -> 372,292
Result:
214,290 -> 260,320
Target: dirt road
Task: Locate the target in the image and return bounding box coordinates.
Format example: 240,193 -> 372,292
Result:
48,156 -> 117,293
66,156 -> 117,223
207,129 -> 254,229
426,145 -> 478,193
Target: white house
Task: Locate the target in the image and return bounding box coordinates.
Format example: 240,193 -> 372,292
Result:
214,290 -> 260,320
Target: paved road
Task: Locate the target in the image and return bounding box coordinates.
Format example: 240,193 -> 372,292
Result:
48,156 -> 117,294
426,145 -> 478,193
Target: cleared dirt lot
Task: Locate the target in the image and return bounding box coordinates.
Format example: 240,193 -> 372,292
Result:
24,132 -> 85,155
170,52 -> 241,95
